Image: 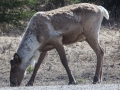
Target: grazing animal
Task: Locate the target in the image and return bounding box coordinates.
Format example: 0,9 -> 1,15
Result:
10,3 -> 109,86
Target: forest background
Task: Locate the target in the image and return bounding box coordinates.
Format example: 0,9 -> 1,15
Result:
0,0 -> 120,35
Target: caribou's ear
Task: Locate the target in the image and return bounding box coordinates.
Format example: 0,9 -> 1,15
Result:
14,53 -> 19,59
13,53 -> 21,64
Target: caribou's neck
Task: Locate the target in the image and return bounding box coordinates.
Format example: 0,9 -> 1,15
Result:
16,30 -> 41,70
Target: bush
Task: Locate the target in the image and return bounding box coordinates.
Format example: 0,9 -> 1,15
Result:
0,0 -> 38,26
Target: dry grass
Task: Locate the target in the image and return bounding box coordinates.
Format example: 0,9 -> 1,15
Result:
0,27 -> 120,87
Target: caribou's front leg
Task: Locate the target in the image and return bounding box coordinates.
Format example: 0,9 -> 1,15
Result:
26,52 -> 47,86
52,36 -> 76,85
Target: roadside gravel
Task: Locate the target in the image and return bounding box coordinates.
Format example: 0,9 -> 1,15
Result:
0,84 -> 120,90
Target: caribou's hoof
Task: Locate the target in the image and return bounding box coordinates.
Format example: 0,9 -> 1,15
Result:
26,82 -> 33,86
93,75 -> 99,84
68,81 -> 77,85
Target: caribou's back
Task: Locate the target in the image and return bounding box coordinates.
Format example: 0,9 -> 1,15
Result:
32,3 -> 102,44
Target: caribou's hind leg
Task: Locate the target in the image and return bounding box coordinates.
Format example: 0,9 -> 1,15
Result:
84,30 -> 104,84
51,36 -> 76,85
87,39 -> 104,84
26,52 -> 47,86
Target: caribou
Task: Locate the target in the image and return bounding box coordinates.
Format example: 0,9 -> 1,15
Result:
9,3 -> 109,86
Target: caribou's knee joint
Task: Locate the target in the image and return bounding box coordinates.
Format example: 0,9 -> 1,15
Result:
100,47 -> 104,56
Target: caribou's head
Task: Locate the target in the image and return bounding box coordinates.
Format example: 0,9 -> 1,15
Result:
10,53 -> 24,86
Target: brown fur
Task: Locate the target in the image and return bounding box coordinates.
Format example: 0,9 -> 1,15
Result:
30,3 -> 101,47
27,3 -> 105,85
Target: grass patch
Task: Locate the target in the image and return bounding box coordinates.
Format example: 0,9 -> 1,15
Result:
77,79 -> 85,84
27,65 -> 34,74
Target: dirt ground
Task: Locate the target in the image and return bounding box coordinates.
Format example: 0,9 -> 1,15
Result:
0,27 -> 120,87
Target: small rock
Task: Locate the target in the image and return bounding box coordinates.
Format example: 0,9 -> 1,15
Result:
103,77 -> 106,81
110,64 -> 114,68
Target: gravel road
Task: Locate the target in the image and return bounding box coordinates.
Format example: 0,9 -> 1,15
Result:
0,84 -> 120,90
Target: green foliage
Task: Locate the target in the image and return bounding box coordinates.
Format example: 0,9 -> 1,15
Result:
68,0 -> 80,4
77,79 -> 85,84
0,0 -> 38,26
43,0 -> 65,10
27,65 -> 34,73
0,0 -> 119,33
